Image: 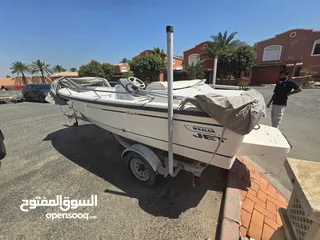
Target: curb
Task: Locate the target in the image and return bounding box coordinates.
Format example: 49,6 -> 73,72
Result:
240,156 -> 291,199
219,159 -> 242,240
223,156 -> 290,240
219,155 -> 289,240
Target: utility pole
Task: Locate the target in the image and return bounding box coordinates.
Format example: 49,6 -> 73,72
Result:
212,57 -> 218,88
166,25 -> 174,176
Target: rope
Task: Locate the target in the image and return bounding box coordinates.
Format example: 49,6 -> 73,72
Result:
202,127 -> 227,171
192,127 -> 226,187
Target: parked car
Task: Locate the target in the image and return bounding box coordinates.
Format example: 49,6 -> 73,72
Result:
0,129 -> 6,162
22,84 -> 51,103
1,85 -> 24,90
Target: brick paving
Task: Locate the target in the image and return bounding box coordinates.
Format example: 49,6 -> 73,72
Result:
237,157 -> 288,240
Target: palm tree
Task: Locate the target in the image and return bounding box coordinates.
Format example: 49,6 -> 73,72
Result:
120,58 -> 128,63
152,47 -> 166,60
208,31 -> 240,51
182,60 -> 205,79
69,67 -> 77,72
29,60 -> 51,83
51,65 -> 66,73
10,61 -> 30,85
203,31 -> 240,83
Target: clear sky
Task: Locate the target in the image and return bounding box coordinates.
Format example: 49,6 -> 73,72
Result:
1,0 -> 319,77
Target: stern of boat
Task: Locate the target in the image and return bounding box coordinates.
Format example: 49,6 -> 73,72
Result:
237,124 -> 291,156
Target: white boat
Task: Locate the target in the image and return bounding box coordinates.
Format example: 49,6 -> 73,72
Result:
48,77 -> 291,171
46,26 -> 291,186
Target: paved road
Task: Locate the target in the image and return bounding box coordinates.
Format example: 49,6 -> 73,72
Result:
249,87 -> 320,193
0,102 -> 226,240
1,87 -> 318,238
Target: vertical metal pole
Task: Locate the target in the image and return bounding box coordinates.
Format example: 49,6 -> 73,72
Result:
212,57 -> 218,88
166,25 -> 174,175
292,61 -> 297,78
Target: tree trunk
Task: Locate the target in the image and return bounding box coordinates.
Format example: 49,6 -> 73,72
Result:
41,70 -> 45,83
22,72 -> 27,85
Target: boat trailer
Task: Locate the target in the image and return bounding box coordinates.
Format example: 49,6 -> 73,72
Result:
63,110 -> 208,187
60,102 -> 88,127
113,134 -> 206,187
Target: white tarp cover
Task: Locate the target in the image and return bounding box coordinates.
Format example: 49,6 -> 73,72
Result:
46,77 -> 111,105
179,89 -> 266,135
146,79 -> 205,91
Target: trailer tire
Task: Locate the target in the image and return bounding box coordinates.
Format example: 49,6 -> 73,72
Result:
124,152 -> 156,187
0,139 -> 6,160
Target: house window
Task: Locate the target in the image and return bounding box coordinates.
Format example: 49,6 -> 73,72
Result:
121,66 -> 128,72
188,54 -> 200,65
203,43 -> 208,48
290,32 -> 297,38
173,59 -> 175,64
311,39 -> 320,56
263,45 -> 282,61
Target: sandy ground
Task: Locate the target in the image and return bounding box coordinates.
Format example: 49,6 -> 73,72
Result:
0,102 -> 226,240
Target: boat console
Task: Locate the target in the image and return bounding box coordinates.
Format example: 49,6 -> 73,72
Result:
115,78 -> 147,101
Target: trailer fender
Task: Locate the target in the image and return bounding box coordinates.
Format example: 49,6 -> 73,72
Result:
121,144 -> 162,172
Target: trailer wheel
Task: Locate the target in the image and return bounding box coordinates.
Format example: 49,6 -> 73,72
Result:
124,152 -> 156,187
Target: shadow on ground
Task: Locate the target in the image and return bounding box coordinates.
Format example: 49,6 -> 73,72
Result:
43,123 -> 227,219
226,159 -> 251,191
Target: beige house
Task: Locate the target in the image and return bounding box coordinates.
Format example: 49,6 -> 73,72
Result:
0,76 -> 52,86
50,72 -> 79,81
0,78 -> 16,86
0,72 -> 78,86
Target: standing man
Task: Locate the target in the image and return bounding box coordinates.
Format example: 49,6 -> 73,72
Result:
267,71 -> 302,128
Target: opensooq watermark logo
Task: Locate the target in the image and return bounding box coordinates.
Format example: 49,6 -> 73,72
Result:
20,195 -> 98,220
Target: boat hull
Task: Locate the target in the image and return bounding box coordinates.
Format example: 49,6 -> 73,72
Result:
71,99 -> 244,170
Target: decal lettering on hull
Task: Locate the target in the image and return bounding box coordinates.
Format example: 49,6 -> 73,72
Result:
125,111 -> 138,115
185,124 -> 216,134
185,125 -> 227,142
